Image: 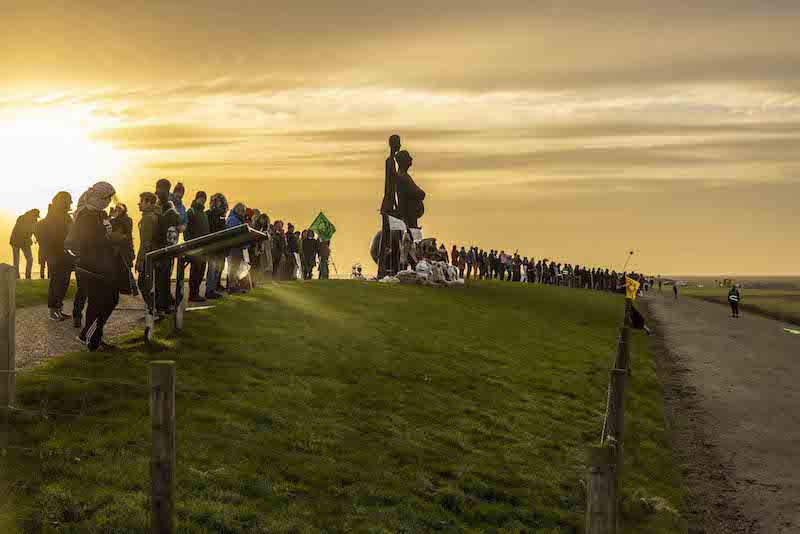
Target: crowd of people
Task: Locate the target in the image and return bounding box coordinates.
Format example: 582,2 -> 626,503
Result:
9,179 -> 333,351
446,246 -> 654,292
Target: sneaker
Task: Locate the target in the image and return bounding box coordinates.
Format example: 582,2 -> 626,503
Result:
188,295 -> 207,303
73,316 -> 82,328
49,309 -> 65,322
76,335 -> 87,345
205,291 -> 223,300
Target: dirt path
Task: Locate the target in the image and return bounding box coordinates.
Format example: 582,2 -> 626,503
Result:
15,294 -> 145,369
646,293 -> 800,533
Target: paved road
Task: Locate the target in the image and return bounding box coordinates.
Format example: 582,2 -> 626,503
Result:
647,294 -> 800,533
15,294 -> 145,369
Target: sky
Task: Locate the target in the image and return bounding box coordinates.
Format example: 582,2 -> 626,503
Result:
2,0 -> 800,276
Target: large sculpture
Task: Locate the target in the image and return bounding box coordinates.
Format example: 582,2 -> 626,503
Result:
375,136 -> 427,277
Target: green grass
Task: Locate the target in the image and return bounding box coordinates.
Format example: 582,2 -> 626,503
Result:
13,279 -> 76,309
681,287 -> 800,325
3,281 -> 686,532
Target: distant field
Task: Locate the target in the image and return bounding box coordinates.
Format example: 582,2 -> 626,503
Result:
681,287 -> 800,326
4,280 -> 686,532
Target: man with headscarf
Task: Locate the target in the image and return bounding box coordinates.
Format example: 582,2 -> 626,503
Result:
35,192 -> 73,321
204,193 -> 228,299
73,181 -> 124,351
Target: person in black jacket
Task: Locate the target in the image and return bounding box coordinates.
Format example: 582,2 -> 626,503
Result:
204,193 -> 227,299
73,182 -> 124,351
110,203 -> 136,297
36,192 -> 73,321
186,191 -> 209,301
155,179 -> 181,313
302,230 -> 318,280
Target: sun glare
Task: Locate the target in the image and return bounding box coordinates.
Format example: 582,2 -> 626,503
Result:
0,109 -> 125,214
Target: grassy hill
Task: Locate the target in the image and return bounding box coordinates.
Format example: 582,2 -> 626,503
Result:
4,280 -> 685,532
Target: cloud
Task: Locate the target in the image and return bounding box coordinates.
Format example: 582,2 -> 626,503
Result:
92,124 -> 248,150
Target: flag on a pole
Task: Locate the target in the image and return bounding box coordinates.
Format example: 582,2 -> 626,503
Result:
625,276 -> 641,300
309,212 -> 336,241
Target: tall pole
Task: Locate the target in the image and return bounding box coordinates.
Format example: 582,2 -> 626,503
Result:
0,264 -> 15,407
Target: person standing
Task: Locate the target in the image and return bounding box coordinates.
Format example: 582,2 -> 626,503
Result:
185,191 -> 210,302
154,179 -> 180,313
172,183 -> 188,239
204,193 -> 228,299
74,182 -> 123,351
226,203 -> 248,293
458,247 -> 467,279
318,239 -> 331,279
728,285 -> 741,318
136,193 -> 160,314
466,247 -> 475,279
673,284 -> 678,300
271,220 -> 286,282
110,204 -> 136,296
451,245 -> 459,267
378,134 -> 402,278
302,230 -> 318,280
36,193 -> 73,321
10,209 -> 40,279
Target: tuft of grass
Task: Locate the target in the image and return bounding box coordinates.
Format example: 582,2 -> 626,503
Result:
4,280 -> 686,532
13,279 -> 77,309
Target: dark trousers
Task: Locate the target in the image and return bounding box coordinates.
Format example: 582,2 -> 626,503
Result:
80,280 -> 119,348
189,258 -> 207,297
12,246 -> 33,279
73,270 -> 88,319
138,270 -> 154,311
47,257 -> 72,310
156,259 -> 172,311
730,301 -> 739,316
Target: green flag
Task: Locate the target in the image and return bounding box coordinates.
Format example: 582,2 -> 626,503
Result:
309,211 -> 336,241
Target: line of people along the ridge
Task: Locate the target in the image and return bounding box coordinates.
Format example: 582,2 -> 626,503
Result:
9,179 -> 332,351
446,246 -> 655,292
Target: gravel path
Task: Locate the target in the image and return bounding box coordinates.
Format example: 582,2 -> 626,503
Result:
15,294 -> 146,369
647,293 -> 800,533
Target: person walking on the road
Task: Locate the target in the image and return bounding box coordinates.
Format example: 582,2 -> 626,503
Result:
10,209 -> 40,279
673,284 -> 678,300
74,182 -> 124,351
728,285 -> 741,318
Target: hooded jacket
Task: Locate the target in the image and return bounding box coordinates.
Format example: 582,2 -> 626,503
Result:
10,211 -> 39,248
137,205 -> 161,273
186,200 -> 210,240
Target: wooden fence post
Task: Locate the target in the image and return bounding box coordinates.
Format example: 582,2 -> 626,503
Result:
614,299 -> 632,372
0,264 -> 16,407
609,369 -> 626,462
586,442 -> 618,534
150,361 -> 176,534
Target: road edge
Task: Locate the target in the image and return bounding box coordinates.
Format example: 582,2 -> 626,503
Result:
643,299 -> 756,533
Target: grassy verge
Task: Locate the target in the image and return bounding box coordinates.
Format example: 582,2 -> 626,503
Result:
681,287 -> 800,326
13,279 -> 76,310
4,280 -> 685,532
